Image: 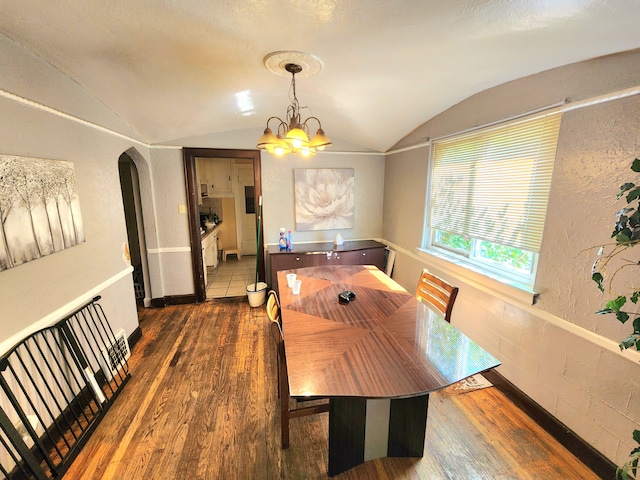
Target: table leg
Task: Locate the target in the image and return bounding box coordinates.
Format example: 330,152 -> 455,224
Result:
328,398 -> 366,477
388,394 -> 429,456
327,395 -> 429,477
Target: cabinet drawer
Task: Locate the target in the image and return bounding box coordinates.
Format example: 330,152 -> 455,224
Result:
271,254 -> 303,290
302,252 -> 339,267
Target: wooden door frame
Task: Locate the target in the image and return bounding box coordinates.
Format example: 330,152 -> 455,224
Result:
183,148 -> 264,303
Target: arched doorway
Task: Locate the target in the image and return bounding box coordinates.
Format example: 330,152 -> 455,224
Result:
118,151 -> 152,307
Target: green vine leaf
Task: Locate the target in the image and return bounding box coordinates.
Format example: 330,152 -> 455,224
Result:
592,272 -> 604,292
627,188 -> 640,203
617,311 -> 630,323
607,296 -> 627,312
618,183 -> 636,199
619,334 -> 639,350
631,158 -> 640,172
631,291 -> 640,304
616,229 -> 632,243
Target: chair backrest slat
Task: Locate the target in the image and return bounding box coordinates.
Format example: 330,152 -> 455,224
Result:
415,269 -> 459,322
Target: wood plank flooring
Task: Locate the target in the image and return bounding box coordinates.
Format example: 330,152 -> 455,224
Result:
62,299 -> 600,479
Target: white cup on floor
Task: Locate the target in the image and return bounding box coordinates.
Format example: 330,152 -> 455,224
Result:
286,273 -> 297,288
292,279 -> 302,295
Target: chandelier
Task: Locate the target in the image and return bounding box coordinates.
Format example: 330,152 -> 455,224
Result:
256,62 -> 332,157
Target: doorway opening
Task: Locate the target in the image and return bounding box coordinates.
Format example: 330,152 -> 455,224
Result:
183,148 -> 263,303
118,152 -> 151,308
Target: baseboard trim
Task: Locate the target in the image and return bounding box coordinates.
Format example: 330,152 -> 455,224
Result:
128,326 -> 142,350
482,370 -> 616,479
150,295 -> 197,308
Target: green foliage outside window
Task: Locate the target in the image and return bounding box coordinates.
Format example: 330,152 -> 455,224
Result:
476,241 -> 533,273
436,231 -> 471,252
435,231 -> 533,273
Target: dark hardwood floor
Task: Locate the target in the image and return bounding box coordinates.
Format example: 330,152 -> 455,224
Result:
63,299 -> 601,479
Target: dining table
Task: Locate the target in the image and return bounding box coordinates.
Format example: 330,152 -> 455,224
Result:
277,264 -> 501,477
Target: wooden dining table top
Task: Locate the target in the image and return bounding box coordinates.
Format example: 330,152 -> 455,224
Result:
277,264 -> 500,399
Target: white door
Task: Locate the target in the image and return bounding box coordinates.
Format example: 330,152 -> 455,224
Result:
234,165 -> 256,256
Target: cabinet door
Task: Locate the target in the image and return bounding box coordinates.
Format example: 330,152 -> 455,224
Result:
303,252 -> 326,267
335,250 -> 360,265
205,235 -> 218,268
271,254 -> 304,291
358,248 -> 385,269
196,158 -> 207,183
210,159 -> 232,194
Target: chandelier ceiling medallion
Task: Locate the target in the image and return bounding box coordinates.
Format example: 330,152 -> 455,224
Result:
256,51 -> 332,157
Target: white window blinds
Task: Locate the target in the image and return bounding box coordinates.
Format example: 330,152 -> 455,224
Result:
429,111 -> 562,253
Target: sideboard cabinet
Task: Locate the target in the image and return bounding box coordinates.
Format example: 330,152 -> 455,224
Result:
268,240 -> 386,291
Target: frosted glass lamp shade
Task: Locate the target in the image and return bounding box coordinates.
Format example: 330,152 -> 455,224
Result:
256,128 -> 280,150
285,127 -> 310,149
309,128 -> 332,150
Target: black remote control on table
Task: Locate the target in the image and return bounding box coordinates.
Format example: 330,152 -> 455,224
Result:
338,290 -> 356,304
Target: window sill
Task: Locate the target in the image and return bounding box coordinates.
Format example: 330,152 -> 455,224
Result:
416,247 -> 538,306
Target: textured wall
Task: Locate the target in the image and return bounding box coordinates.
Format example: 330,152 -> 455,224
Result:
384,49 -> 640,465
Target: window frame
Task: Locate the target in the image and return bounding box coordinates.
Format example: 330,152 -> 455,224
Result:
423,109 -> 561,291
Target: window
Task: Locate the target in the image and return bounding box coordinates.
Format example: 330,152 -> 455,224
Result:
425,111 -> 562,288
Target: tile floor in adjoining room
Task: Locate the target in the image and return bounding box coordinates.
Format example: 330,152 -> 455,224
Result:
206,255 -> 257,299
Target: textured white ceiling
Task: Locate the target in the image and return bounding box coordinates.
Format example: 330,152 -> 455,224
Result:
1,0 -> 640,151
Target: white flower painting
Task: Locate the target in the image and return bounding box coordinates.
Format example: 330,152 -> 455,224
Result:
0,155 -> 85,272
294,168 -> 354,231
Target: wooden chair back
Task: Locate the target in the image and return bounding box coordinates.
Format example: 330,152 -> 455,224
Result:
268,321 -> 329,449
266,289 -> 281,325
415,269 -> 459,323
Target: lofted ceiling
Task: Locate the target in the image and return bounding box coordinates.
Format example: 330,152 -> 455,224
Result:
1,1 -> 640,152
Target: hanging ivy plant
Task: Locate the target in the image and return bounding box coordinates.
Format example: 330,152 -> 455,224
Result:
590,158 -> 640,480
617,429 -> 640,480
591,158 -> 640,351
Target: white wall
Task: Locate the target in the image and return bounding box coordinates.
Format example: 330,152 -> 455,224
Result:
0,33 -> 145,350
384,49 -> 640,465
261,152 -> 385,246
145,148 -> 195,297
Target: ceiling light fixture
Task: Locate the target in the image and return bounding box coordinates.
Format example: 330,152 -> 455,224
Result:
256,62 -> 332,157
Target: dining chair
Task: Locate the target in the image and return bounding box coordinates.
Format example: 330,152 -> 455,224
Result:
266,289 -> 281,325
384,248 -> 396,277
266,289 -> 282,397
269,320 -> 329,449
415,269 -> 459,322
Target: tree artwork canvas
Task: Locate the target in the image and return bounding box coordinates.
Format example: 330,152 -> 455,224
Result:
0,155 -> 85,271
294,168 -> 354,231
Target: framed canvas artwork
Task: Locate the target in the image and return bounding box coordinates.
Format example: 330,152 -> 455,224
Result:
294,168 -> 354,231
0,155 -> 85,272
